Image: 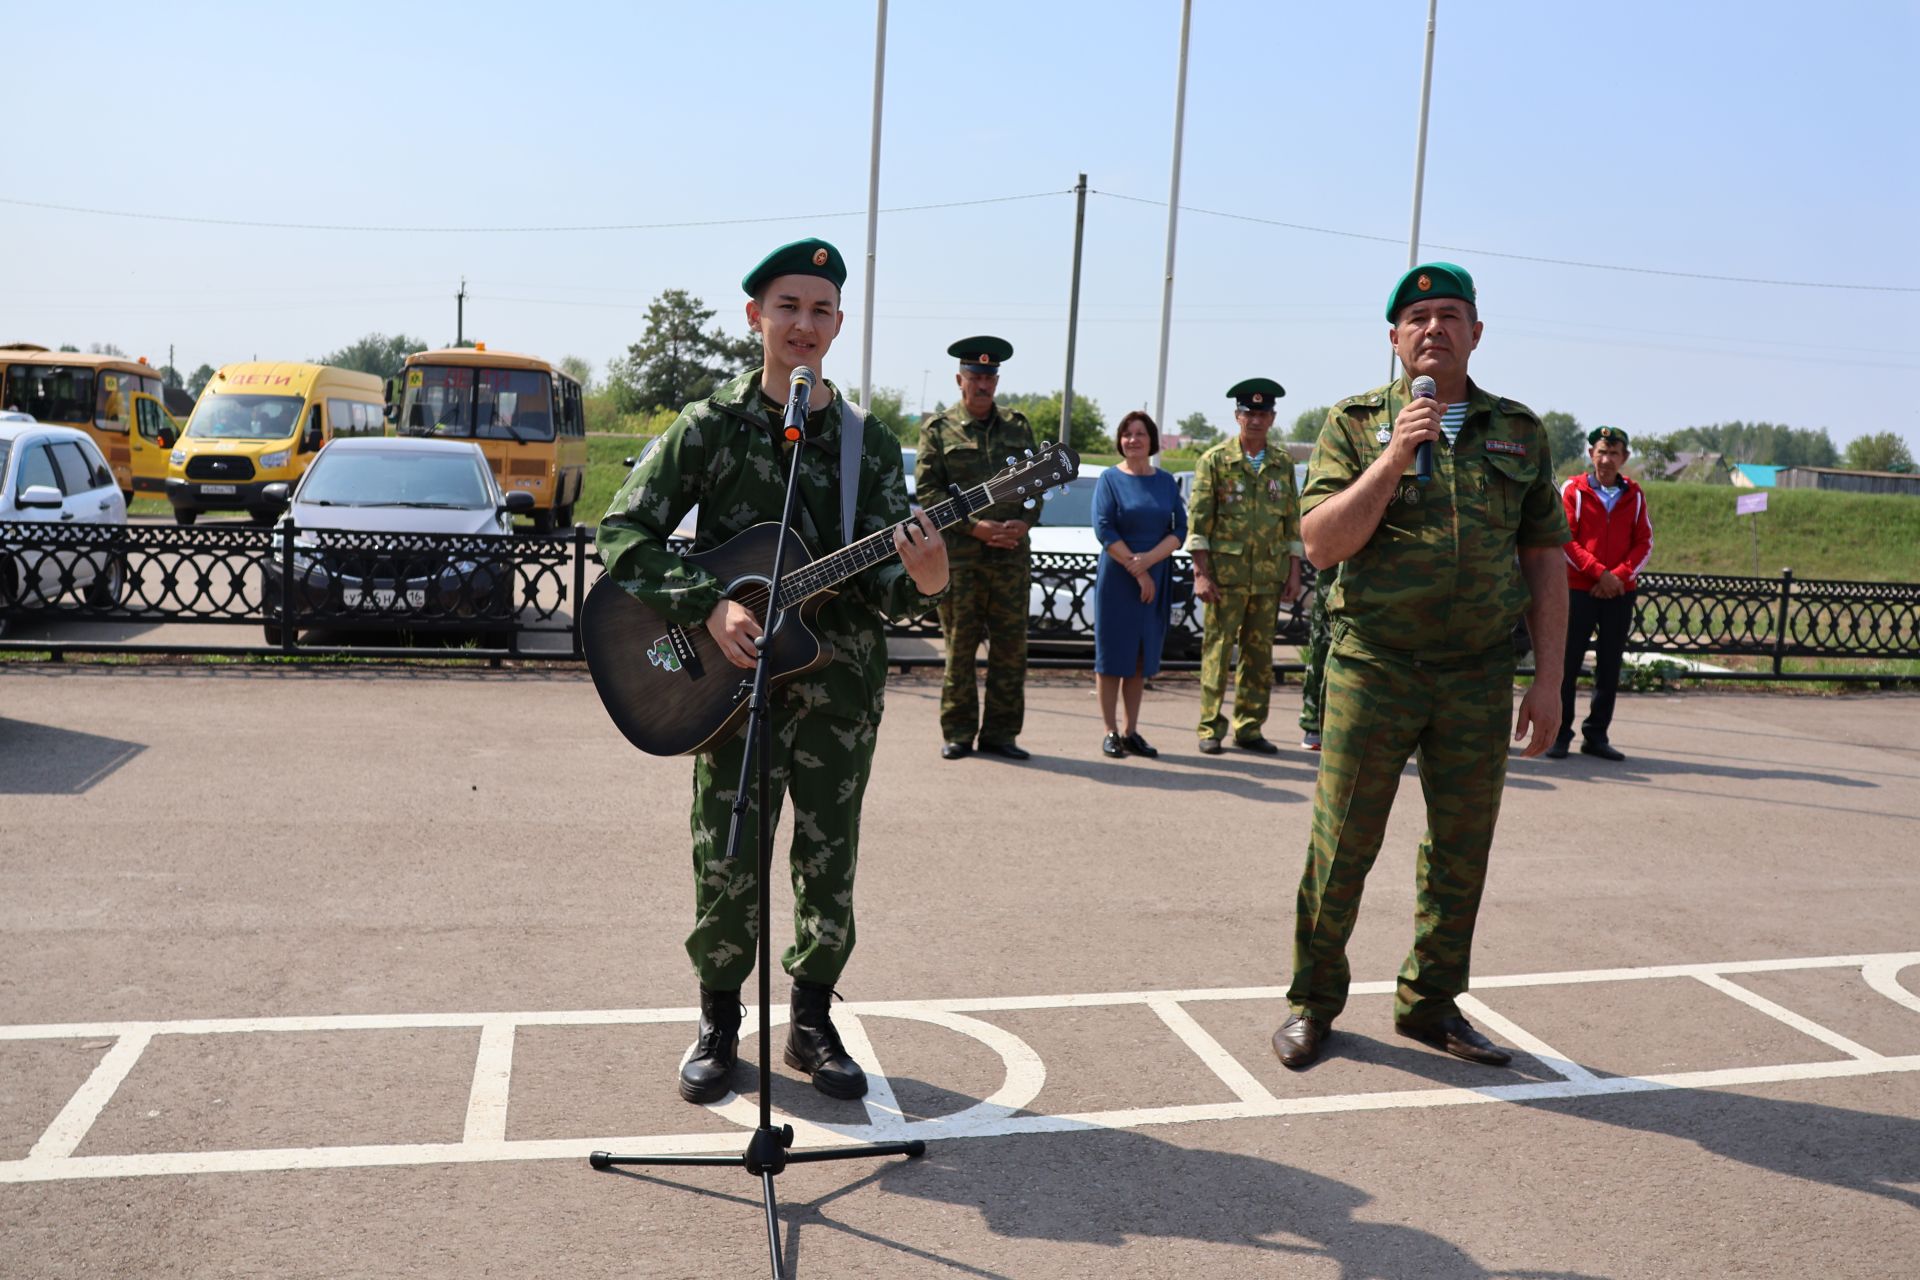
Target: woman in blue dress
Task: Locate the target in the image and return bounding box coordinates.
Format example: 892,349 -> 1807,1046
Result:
1092,411 -> 1188,758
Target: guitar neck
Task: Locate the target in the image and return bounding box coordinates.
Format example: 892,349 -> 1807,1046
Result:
772,484 -> 988,610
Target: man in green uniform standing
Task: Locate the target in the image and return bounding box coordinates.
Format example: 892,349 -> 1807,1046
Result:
1272,263 -> 1567,1070
1186,377 -> 1303,755
915,337 -> 1043,760
1297,570 -> 1333,751
598,238 -> 949,1104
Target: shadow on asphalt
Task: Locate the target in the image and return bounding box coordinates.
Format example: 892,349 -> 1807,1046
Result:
0,718 -> 146,794
1508,752 -> 1878,791
1002,751 -> 1317,801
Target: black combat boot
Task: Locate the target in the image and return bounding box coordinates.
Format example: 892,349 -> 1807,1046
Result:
784,979 -> 869,1099
678,986 -> 743,1104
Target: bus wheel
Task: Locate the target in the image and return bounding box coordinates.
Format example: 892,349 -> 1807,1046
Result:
174,510 -> 198,527
554,502 -> 574,529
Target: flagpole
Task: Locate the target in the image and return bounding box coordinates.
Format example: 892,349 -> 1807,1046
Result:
860,0 -> 889,409
1407,0 -> 1438,266
1152,0 -> 1192,429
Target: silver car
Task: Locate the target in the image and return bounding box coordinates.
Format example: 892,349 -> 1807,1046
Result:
0,421 -> 128,636
262,437 -> 533,644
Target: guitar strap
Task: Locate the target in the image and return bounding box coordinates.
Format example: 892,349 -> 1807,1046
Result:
837,395 -> 865,547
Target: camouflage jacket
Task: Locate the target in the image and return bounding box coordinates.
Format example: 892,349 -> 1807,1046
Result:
597,369 -> 938,712
1302,378 -> 1569,659
914,405 -> 1044,561
1184,437 -> 1303,591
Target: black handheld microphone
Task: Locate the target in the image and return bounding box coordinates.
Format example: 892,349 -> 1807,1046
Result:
1410,374 -> 1437,483
783,366 -> 815,442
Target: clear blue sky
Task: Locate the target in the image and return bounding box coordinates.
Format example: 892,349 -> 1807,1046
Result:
5,0 -> 1915,451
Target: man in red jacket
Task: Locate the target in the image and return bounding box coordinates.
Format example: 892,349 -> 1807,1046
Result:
1549,426 -> 1653,761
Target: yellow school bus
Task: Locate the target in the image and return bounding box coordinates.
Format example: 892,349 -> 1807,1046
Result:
0,345 -> 180,500
392,346 -> 587,533
167,362 -> 385,525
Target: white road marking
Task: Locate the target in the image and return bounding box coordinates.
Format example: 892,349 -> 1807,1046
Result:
461,1021 -> 516,1144
3,950 -> 1916,1185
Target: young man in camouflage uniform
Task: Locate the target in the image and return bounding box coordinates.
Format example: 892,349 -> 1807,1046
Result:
915,337 -> 1043,760
1273,263 -> 1568,1070
1296,574 -> 1333,751
1185,377 -> 1303,755
598,238 -> 949,1104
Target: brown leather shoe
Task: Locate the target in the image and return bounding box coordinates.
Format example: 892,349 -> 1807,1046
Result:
1394,1014 -> 1512,1066
1271,1013 -> 1330,1069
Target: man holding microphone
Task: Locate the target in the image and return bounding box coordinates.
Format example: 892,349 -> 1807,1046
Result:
1273,263 -> 1568,1070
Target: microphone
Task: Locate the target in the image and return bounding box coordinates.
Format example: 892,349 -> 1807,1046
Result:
784,366 -> 815,442
1410,374 -> 1437,483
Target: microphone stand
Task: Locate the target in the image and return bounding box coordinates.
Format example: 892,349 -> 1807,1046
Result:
590,389 -> 925,1280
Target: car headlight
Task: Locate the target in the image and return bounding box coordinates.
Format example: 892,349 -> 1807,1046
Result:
259,450 -> 291,470
169,449 -> 186,466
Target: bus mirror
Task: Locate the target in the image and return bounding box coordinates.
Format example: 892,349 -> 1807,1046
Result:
261,482 -> 291,504
502,491 -> 536,514
383,377 -> 395,405
157,428 -> 176,450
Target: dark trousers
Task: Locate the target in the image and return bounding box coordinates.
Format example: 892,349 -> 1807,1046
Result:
1558,587 -> 1636,743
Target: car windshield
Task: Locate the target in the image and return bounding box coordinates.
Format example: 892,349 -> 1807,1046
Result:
5,364 -> 95,424
299,450 -> 492,508
187,394 -> 305,440
1039,475 -> 1098,526
400,366 -> 554,442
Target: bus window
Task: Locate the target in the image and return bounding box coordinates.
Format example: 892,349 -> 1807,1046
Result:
401,366 -> 474,435
97,374 -> 132,433
6,364 -> 96,424
475,369 -> 554,441
136,396 -> 169,441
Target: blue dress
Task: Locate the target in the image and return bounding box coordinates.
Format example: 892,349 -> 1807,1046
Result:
1092,466 -> 1188,677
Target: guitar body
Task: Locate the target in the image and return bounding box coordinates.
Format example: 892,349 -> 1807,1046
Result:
581,523 -> 834,756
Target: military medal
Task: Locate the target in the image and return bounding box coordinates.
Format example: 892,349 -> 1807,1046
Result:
1376,426 -> 1393,445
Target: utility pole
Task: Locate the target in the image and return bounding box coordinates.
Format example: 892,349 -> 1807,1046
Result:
1059,173 -> 1088,447
859,0 -> 890,411
1152,0 -> 1193,430
1407,0 -> 1439,267
456,277 -> 467,347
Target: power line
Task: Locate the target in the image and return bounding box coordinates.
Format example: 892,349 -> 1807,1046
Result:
1090,190 -> 1917,294
0,190 -> 1066,234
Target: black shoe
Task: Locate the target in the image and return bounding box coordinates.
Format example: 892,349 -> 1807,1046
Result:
977,740 -> 1030,760
1122,732 -> 1158,758
1272,1013 -> 1330,1069
1102,732 -> 1127,759
940,740 -> 972,760
1236,736 -> 1281,755
784,980 -> 868,1099
1581,739 -> 1625,762
1545,734 -> 1572,759
1197,737 -> 1224,755
679,986 -> 743,1103
1394,1014 -> 1513,1066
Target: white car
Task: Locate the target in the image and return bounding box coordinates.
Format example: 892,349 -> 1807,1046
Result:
0,421 -> 129,635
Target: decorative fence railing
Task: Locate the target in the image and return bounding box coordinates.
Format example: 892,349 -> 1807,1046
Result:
2,523 -> 1915,681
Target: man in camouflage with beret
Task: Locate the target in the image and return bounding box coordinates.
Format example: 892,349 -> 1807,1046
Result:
598,237 -> 949,1104
1186,377 -> 1303,755
916,337 -> 1043,761
1273,263 -> 1568,1071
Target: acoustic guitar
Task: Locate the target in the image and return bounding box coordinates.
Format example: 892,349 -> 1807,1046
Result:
583,443 -> 1080,755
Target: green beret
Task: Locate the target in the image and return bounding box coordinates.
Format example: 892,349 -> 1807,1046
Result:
1588,425 -> 1630,447
1227,377 -> 1285,411
1386,261 -> 1476,321
741,237 -> 847,297
949,335 -> 1013,373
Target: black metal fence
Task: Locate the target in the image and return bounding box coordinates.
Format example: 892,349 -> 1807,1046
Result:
2,521 -> 1915,681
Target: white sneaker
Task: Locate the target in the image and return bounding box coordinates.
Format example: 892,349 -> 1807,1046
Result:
1301,731 -> 1321,751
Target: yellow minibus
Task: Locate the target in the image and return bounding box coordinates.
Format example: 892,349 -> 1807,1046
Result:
167,362 -> 384,524
391,346 -> 586,533
0,345 -> 180,501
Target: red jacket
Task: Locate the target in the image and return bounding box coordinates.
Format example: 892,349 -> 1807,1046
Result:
1560,471 -> 1653,592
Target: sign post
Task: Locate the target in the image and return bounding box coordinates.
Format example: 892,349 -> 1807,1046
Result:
1736,491 -> 1768,577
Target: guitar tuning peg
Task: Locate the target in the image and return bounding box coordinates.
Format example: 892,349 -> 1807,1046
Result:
1023,498 -> 1037,509
1005,456 -> 1016,466
1024,448 -> 1033,458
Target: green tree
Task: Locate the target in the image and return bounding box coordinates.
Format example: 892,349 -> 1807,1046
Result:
87,342 -> 127,357
1843,431 -> 1914,473
558,355 -> 595,394
607,289 -> 760,414
999,389 -> 1106,454
157,364 -> 184,390
187,364 -> 217,397
1178,410 -> 1220,447
314,332 -> 427,379
1289,405 -> 1332,443
847,385 -> 915,441
1540,411 -> 1587,470
57,343 -> 79,353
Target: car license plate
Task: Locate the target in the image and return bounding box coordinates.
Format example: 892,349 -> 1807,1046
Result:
200,484 -> 237,495
343,587 -> 426,610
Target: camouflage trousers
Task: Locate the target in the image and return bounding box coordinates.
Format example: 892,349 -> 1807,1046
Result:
1287,632 -> 1515,1026
1197,588 -> 1277,742
1298,588 -> 1332,734
686,701 -> 879,991
937,550 -> 1029,745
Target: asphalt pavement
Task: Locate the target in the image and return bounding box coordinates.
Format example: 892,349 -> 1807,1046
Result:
1,664 -> 1915,1278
